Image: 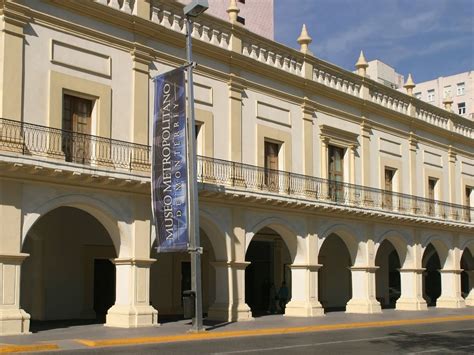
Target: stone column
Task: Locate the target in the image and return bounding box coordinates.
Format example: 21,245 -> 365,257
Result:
207,261 -> 253,321
464,270 -> 474,306
346,266 -> 382,313
437,269 -> 466,308
0,9 -> 27,121
396,268 -> 428,310
106,258 -> 158,328
285,264 -> 324,317
228,75 -> 246,162
0,254 -> 31,335
0,180 -> 30,335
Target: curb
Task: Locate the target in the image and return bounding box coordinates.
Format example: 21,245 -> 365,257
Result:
75,314 -> 474,348
0,343 -> 59,353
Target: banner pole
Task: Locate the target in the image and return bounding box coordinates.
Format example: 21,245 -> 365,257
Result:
185,16 -> 204,333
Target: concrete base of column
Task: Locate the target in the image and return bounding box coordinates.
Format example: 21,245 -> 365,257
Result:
436,297 -> 466,309
0,309 -> 31,335
346,298 -> 382,314
207,302 -> 253,322
466,296 -> 474,307
105,304 -> 158,328
395,297 -> 428,311
284,300 -> 325,317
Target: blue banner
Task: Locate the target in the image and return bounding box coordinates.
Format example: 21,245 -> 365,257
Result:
152,67 -> 188,252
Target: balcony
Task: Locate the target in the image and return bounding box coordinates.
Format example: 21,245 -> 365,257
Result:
0,118 -> 472,225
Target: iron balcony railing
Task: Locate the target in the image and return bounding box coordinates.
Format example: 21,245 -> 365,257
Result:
0,118 -> 150,171
0,117 -> 472,223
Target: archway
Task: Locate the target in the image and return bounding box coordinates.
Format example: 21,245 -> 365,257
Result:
422,243 -> 442,306
461,248 -> 473,300
21,207 -> 117,330
375,240 -> 401,308
150,228 -> 216,321
245,227 -> 292,316
318,234 -> 352,311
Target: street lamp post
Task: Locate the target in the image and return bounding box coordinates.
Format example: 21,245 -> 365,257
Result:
183,0 -> 208,333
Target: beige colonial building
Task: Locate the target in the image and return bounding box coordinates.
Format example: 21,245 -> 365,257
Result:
0,0 -> 473,336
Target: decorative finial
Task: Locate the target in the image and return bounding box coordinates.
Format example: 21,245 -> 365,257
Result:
297,24 -> 312,55
443,94 -> 453,112
404,73 -> 416,96
355,50 -> 369,76
227,0 -> 240,24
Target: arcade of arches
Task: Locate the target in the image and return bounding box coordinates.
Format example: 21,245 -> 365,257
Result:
1,199 -> 473,335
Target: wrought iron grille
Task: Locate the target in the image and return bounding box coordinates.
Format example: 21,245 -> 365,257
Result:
0,118 -> 472,223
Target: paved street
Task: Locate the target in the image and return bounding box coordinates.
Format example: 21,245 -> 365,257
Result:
40,320 -> 474,354
0,308 -> 472,354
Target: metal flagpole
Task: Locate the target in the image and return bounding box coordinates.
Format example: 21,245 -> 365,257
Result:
185,15 -> 204,333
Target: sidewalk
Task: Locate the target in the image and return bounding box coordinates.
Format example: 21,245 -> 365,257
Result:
1,308 -> 473,353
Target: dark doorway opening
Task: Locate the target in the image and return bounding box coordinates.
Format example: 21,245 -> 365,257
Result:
93,259 -> 116,318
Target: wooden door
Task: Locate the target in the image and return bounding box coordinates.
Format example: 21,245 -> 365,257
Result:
265,141 -> 279,190
328,145 -> 344,201
63,94 -> 92,164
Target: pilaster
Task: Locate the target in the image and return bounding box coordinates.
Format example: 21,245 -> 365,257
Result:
131,47 -> 153,146
448,146 -> 457,205
408,132 -> 418,199
105,258 -> 158,328
302,98 -> 315,176
360,118 -> 372,187
285,264 -> 324,317
320,137 -> 329,179
228,74 -> 246,162
0,7 -> 28,121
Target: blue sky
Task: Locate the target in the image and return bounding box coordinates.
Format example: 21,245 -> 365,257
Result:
274,0 -> 474,82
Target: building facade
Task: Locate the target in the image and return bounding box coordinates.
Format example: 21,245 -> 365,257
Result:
0,0 -> 473,336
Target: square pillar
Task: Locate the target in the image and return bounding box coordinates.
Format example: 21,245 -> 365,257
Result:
285,264 -> 324,317
396,268 -> 428,310
105,258 -> 158,328
346,266 -> 382,313
0,253 -> 30,335
465,270 -> 474,306
207,261 -> 253,322
437,269 -> 466,308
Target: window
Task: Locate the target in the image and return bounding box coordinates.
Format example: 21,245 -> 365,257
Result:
443,85 -> 451,99
428,177 -> 437,215
328,145 -> 344,201
62,94 -> 93,164
457,82 -> 465,96
465,187 -> 473,222
238,0 -> 245,3
414,92 -> 422,100
458,102 -> 466,115
427,89 -> 435,102
383,168 -> 396,209
264,141 -> 280,190
237,16 -> 245,25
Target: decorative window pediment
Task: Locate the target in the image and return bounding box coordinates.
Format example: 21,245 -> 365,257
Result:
319,124 -> 359,147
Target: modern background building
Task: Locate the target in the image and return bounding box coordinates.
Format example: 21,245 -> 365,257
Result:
0,0 -> 472,336
363,61 -> 473,120
178,0 -> 274,39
